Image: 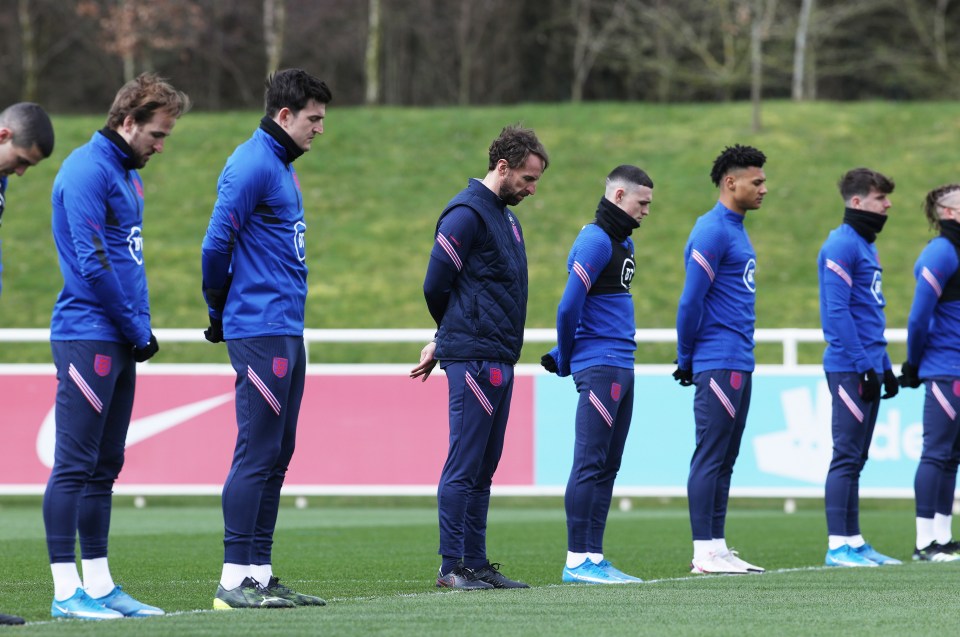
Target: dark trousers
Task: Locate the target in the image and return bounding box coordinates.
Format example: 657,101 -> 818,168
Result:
565,365 -> 634,553
915,379 -> 960,518
222,336 -> 305,566
824,371 -> 880,536
437,361 -> 514,568
687,369 -> 752,541
43,340 -> 136,563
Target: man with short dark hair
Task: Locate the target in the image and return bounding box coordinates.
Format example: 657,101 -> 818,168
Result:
0,101 -> 55,299
44,73 -> 189,620
542,165 -> 652,584
0,100 -> 54,627
411,125 -> 548,590
202,68 -> 331,609
674,144 -> 768,575
818,167 -> 901,568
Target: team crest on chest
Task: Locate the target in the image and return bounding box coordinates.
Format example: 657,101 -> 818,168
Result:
610,382 -> 621,401
94,354 -> 112,377
273,357 -> 288,378
870,270 -> 884,304
489,366 -> 503,387
953,380 -> 960,397
742,258 -> 756,293
508,214 -> 522,243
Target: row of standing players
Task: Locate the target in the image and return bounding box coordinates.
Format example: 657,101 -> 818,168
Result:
0,74 -> 956,623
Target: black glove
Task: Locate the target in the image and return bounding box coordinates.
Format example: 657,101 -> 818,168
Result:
881,368 -> 899,399
673,365 -> 693,387
859,368 -> 880,402
203,275 -> 233,313
133,333 -> 159,362
540,353 -> 558,374
898,361 -> 921,389
204,316 -> 224,344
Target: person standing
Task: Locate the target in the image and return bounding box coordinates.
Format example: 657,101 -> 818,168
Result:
541,165 -> 652,584
44,74 -> 189,620
0,102 -> 55,300
0,101 -> 54,627
411,125 -> 548,590
673,144 -> 767,575
899,184 -> 960,562
201,69 -> 331,610
817,167 -> 901,568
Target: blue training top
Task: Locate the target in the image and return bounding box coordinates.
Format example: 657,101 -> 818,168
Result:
50,131 -> 151,347
201,125 -> 308,339
676,201 -> 756,373
818,223 -> 890,373
907,235 -> 960,378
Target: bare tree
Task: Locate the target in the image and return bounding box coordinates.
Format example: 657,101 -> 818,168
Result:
792,0 -> 814,100
750,0 -> 778,132
264,0 -> 286,76
570,0 -> 628,102
18,0 -> 37,101
364,0 -> 380,104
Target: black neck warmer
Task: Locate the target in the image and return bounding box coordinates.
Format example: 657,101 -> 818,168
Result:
595,197 -> 639,242
99,128 -> 138,170
843,207 -> 887,243
940,219 -> 960,248
259,116 -> 304,164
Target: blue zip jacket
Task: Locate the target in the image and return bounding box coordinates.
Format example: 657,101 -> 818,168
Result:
426,179 -> 527,364
907,235 -> 960,378
50,131 -> 151,346
818,223 -> 890,373
201,126 -> 307,339
676,202 -> 756,373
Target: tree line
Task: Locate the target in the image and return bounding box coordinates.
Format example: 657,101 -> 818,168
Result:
4,0 -> 959,114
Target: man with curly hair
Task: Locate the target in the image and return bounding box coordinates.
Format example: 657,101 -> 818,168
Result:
674,144 -> 767,575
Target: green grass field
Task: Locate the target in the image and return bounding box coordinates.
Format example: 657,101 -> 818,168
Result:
1,495 -> 956,636
0,101 -> 957,364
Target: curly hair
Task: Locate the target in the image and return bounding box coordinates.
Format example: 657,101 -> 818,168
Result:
487,125 -> 549,172
710,144 -> 766,187
923,183 -> 960,231
105,73 -> 191,130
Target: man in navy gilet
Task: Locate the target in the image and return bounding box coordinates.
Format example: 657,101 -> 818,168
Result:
202,69 -> 331,609
411,125 -> 548,589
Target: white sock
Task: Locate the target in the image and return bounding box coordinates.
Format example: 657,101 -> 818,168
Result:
250,564 -> 273,587
51,562 -> 83,601
220,563 -> 250,590
566,551 -> 589,568
847,534 -> 865,549
586,552 -> 603,565
713,538 -> 729,555
827,535 -> 847,550
693,540 -> 713,561
917,517 -> 936,550
934,513 -> 953,545
80,557 -> 116,599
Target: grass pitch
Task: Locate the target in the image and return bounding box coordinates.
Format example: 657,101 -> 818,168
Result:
1,496 -> 956,636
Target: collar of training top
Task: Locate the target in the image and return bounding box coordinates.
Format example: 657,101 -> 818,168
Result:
843,206 -> 888,244
99,128 -> 139,171
259,116 -> 304,164
595,196 -> 639,242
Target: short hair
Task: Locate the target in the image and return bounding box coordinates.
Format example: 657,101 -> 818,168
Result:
264,69 -> 332,117
105,73 -> 191,130
710,144 -> 766,187
0,102 -> 54,157
606,164 -> 653,191
923,183 -> 960,231
838,167 -> 894,202
487,125 -> 549,172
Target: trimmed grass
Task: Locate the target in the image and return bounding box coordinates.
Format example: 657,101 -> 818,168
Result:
0,496 -> 955,635
0,101 -> 957,363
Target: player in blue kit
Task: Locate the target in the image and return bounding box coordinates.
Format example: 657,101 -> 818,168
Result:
0,102 -> 55,301
818,167 -> 901,568
202,69 -> 331,609
541,165 -> 652,584
900,184 -> 960,562
44,74 -> 189,620
411,125 -> 548,590
673,145 -> 767,575
0,102 -> 54,627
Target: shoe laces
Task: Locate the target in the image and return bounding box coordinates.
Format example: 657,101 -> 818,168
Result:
267,577 -> 293,594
